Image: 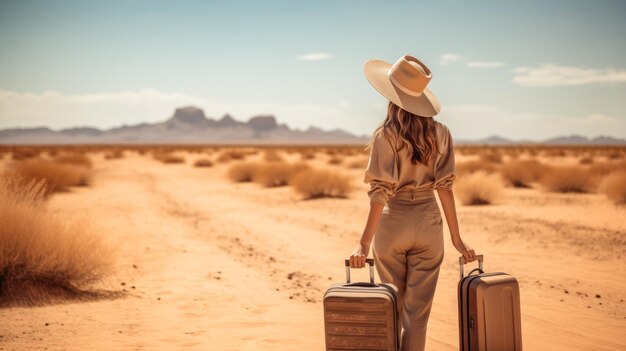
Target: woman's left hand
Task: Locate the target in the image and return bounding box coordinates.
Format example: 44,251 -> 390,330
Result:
349,242 -> 370,268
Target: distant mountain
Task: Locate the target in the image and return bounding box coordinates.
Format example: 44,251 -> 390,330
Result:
456,135 -> 516,145
0,106 -> 370,145
1,107 -> 625,145
543,134 -> 626,145
456,134 -> 626,146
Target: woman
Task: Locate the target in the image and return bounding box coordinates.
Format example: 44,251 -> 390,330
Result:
349,55 -> 477,351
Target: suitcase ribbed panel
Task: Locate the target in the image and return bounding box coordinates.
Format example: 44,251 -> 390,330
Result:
324,288 -> 398,351
325,310 -> 388,324
326,324 -> 388,336
325,300 -> 388,312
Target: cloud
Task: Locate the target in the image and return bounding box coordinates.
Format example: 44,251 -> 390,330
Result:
0,89 -> 365,133
439,54 -> 504,69
439,54 -> 465,66
442,104 -> 626,139
512,64 -> 626,87
296,53 -> 332,61
338,100 -> 352,108
466,61 -> 505,68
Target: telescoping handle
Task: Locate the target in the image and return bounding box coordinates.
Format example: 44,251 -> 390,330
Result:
344,258 -> 375,284
458,254 -> 484,280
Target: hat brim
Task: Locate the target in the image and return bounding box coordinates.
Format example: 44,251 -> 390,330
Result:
364,59 -> 441,117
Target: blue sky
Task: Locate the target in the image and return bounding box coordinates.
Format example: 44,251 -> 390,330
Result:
1,0 -> 625,139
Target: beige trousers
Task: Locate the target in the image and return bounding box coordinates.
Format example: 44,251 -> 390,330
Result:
373,188 -> 445,351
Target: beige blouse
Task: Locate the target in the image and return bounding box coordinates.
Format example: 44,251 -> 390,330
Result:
363,121 -> 457,205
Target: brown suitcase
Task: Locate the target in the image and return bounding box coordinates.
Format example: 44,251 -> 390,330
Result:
323,258 -> 400,351
458,254 -> 523,351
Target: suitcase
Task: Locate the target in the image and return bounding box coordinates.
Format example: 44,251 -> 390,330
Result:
323,258 -> 400,351
458,254 -> 523,351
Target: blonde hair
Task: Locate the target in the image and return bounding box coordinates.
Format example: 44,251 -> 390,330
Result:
367,101 -> 441,165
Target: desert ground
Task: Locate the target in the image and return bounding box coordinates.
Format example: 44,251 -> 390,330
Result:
0,145 -> 625,351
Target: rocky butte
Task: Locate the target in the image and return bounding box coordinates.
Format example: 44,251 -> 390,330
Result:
0,106 -> 369,145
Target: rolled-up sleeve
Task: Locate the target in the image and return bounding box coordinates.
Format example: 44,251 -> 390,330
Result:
363,134 -> 399,205
434,125 -> 457,189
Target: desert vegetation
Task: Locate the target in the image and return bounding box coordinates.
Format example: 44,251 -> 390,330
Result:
10,148 -> 41,161
104,149 -> 124,160
347,157 -> 368,169
193,158 -> 214,167
227,161 -> 260,182
153,152 -> 185,164
253,162 -> 311,187
5,159 -> 92,196
456,160 -> 498,176
299,150 -> 316,160
225,158 -> 351,199
456,171 -> 504,205
291,169 -> 351,199
1,144 -> 624,206
499,159 -> 546,188
538,166 -> 595,193
53,153 -> 93,168
327,156 -> 343,165
263,150 -> 284,162
0,178 -> 114,306
217,150 -> 247,163
599,171 -> 626,205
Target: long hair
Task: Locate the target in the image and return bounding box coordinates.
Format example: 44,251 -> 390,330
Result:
367,101 -> 441,166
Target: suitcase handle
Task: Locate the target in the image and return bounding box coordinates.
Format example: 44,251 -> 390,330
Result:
458,254 -> 484,280
344,258 -> 375,284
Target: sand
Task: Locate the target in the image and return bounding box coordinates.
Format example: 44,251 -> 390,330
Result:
0,150 -> 624,350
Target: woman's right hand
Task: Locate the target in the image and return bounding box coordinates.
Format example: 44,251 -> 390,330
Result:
349,242 -> 370,268
453,238 -> 476,262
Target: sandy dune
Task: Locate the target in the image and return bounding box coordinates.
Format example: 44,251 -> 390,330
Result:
1,151 -> 625,350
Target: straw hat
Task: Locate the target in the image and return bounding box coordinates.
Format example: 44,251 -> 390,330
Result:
364,55 -> 441,117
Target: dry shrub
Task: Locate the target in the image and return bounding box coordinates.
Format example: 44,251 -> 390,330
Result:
154,153 -> 185,164
544,149 -> 567,157
284,148 -> 297,155
227,162 -> 260,182
7,160 -> 91,195
539,166 -> 594,193
54,153 -> 93,168
11,149 -> 40,161
300,151 -> 316,160
579,156 -> 594,164
217,150 -> 246,163
193,159 -> 213,168
104,150 -> 124,160
527,148 -> 539,157
264,150 -> 284,162
479,152 -> 503,164
242,149 -> 259,156
456,160 -> 497,176
291,169 -> 351,199
290,161 -> 312,175
599,171 -> 626,205
588,161 -> 626,177
586,161 -> 626,190
254,162 -> 311,187
348,158 -> 369,169
456,171 -> 504,205
0,178 -> 114,305
328,156 -> 343,165
500,159 -> 546,188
